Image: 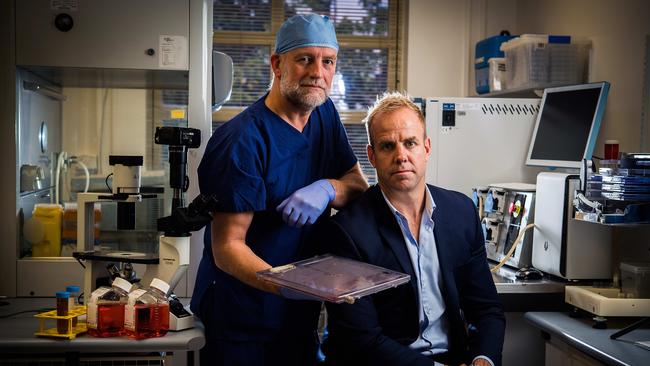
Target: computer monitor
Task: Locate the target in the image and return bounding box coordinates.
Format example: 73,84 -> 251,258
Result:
526,82 -> 610,169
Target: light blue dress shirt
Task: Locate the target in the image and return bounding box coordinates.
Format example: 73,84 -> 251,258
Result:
381,189 -> 449,356
381,188 -> 494,366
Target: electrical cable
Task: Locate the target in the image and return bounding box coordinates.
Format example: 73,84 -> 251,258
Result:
54,151 -> 67,204
575,192 -> 602,211
490,223 -> 536,273
0,308 -> 54,319
105,173 -> 113,192
70,157 -> 90,193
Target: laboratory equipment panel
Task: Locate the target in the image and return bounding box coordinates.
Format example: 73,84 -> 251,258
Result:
425,97 -> 542,197
482,183 -> 536,270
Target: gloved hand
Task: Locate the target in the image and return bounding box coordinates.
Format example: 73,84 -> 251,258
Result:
276,179 -> 335,228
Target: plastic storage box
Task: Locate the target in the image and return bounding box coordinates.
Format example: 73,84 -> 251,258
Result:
488,57 -> 506,92
500,34 -> 588,89
475,33 -> 516,94
620,262 -> 650,298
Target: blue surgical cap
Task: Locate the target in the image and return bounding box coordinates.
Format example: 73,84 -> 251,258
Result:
275,14 -> 339,54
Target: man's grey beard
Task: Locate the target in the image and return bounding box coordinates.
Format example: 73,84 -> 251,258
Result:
280,76 -> 330,111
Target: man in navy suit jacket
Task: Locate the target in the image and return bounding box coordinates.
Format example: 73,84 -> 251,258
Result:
314,92 -> 505,366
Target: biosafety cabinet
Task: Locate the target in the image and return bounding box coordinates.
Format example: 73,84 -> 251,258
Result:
2,0 -> 215,298
16,0 -> 189,71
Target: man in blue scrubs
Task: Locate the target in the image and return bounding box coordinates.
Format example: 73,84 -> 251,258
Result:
191,14 -> 368,365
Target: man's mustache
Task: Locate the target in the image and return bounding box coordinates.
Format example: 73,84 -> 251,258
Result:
299,79 -> 328,89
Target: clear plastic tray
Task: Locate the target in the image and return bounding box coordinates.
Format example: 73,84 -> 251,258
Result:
257,255 -> 411,304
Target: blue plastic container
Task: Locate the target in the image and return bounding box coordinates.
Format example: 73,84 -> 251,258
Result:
475,33 -> 516,94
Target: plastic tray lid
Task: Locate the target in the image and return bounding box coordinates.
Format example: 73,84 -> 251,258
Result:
257,254 -> 411,304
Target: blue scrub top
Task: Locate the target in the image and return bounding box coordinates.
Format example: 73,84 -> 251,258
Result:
192,94 -> 358,341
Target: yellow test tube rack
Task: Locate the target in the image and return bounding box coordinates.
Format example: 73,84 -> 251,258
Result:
34,305 -> 87,339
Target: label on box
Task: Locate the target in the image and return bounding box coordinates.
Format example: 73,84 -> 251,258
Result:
124,289 -> 147,331
87,303 -> 97,328
87,287 -> 111,329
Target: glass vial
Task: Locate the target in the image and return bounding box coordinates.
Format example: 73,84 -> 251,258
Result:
56,291 -> 70,334
66,285 -> 80,328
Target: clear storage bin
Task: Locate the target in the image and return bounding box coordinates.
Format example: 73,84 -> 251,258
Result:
488,57 -> 507,92
502,39 -> 549,89
501,35 -> 588,89
620,262 -> 650,298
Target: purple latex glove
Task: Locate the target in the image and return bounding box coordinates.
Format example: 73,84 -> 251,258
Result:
276,179 -> 335,228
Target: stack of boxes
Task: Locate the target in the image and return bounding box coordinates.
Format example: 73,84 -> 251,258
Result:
475,33 -> 515,94
475,33 -> 589,94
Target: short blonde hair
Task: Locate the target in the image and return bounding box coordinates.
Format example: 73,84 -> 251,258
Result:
364,91 -> 426,145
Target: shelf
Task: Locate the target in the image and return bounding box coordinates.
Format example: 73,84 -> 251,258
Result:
19,66 -> 188,90
73,250 -> 159,264
478,82 -> 581,98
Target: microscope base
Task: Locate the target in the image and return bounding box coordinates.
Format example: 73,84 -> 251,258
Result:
169,297 -> 195,331
170,313 -> 195,331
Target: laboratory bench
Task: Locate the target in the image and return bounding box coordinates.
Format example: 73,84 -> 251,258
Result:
491,265 -> 569,312
491,265 -> 570,366
525,311 -> 650,366
0,270 -> 569,366
0,297 -> 204,366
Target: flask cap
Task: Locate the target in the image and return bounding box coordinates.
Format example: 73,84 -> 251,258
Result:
150,278 -> 170,295
112,277 -> 132,293
65,285 -> 80,293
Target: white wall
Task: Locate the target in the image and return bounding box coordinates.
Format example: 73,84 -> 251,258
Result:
407,0 -> 650,154
515,0 -> 650,155
408,0 -> 518,97
407,0 -> 471,97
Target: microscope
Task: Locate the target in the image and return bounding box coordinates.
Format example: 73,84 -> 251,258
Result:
141,126 -> 218,330
75,126 -> 217,331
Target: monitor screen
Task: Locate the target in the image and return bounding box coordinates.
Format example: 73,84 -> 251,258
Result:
526,82 -> 610,168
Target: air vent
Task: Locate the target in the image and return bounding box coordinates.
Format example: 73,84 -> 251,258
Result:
481,103 -> 539,115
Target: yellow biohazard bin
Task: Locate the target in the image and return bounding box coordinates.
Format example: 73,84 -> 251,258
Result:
29,203 -> 64,257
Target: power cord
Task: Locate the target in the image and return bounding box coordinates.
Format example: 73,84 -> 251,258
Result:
0,308 -> 54,319
490,223 -> 536,273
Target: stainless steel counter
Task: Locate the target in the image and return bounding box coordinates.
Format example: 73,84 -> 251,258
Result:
526,312 -> 650,366
491,265 -> 567,294
490,265 -> 568,312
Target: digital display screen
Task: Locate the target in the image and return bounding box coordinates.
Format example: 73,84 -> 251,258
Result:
527,83 -> 608,167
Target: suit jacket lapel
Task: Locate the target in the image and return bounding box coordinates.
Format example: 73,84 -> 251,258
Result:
370,186 -> 417,290
429,185 -> 453,298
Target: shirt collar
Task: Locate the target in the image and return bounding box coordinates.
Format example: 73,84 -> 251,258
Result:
380,186 -> 436,221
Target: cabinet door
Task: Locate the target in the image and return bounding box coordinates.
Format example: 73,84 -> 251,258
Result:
16,0 -> 189,70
